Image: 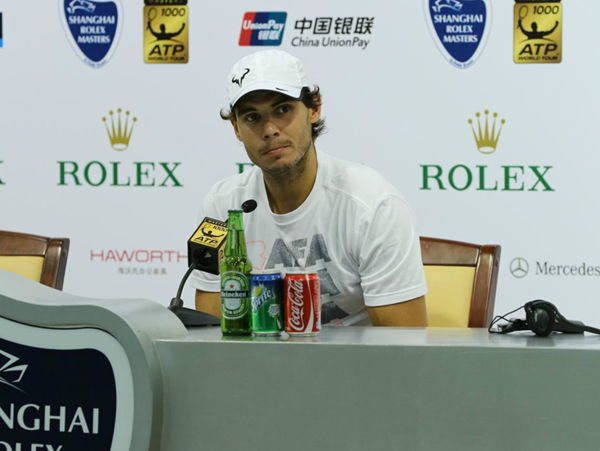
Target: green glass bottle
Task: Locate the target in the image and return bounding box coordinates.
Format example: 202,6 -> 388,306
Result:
220,209 -> 252,336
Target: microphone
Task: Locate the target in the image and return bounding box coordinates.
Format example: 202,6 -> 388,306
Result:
186,198 -> 257,274
241,199 -> 257,213
168,200 -> 257,327
187,217 -> 228,275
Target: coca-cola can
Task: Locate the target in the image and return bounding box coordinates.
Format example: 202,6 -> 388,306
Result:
284,271 -> 320,336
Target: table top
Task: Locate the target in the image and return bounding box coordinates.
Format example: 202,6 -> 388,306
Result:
156,325 -> 600,351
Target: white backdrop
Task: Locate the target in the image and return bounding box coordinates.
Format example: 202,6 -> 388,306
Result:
1,0 -> 598,322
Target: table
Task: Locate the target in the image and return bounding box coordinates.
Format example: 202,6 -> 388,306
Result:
156,327 -> 600,451
2,269 -> 599,451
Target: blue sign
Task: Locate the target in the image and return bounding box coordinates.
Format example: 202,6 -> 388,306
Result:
0,336 -> 117,449
425,0 -> 491,68
60,0 -> 122,67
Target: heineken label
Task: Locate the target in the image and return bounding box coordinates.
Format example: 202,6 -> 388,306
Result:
221,271 -> 250,319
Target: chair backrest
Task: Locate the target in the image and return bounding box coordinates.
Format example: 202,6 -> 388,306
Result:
420,237 -> 500,328
0,230 -> 70,290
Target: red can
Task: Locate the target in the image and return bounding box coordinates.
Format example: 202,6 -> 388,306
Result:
284,272 -> 321,336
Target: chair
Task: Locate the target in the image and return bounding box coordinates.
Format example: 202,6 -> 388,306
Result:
0,230 -> 70,290
420,237 -> 500,328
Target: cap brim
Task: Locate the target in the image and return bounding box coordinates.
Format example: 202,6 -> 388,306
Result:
230,82 -> 304,108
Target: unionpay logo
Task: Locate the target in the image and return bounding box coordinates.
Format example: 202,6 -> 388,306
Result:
239,12 -> 287,46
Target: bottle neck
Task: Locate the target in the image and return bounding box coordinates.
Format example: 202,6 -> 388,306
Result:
225,212 -> 247,257
225,228 -> 247,256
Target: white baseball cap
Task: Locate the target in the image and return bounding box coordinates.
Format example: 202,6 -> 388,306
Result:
227,50 -> 309,108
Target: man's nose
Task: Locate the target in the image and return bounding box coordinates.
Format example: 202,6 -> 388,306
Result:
263,118 -> 280,139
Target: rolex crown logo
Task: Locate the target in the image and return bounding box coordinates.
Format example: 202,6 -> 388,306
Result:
468,110 -> 506,154
102,108 -> 138,151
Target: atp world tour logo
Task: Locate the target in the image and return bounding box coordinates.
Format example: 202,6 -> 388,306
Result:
59,0 -> 122,68
425,0 -> 491,68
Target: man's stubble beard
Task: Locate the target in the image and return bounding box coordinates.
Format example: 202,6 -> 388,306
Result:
249,132 -> 313,185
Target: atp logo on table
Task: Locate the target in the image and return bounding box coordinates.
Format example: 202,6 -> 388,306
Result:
239,12 -> 287,46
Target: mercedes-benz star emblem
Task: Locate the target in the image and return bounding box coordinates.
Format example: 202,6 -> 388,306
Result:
510,257 -> 529,279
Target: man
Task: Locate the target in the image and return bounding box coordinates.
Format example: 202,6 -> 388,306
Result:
192,50 -> 427,327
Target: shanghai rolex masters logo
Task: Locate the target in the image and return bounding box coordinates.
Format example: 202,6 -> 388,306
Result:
102,108 -> 137,151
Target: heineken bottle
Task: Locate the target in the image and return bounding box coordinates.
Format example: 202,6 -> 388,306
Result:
220,209 -> 252,336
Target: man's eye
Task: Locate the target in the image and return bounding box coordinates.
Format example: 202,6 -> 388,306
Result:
244,113 -> 259,123
276,104 -> 292,114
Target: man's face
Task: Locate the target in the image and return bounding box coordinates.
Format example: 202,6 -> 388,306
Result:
231,91 -> 320,176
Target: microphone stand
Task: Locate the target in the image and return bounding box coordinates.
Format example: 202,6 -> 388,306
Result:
168,262 -> 220,327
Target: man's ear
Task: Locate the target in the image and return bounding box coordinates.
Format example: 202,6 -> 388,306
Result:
309,101 -> 321,124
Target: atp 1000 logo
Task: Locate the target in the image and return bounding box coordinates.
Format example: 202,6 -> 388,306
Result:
57,108 -> 183,188
514,0 -> 562,63
144,0 -> 188,63
420,109 -> 555,192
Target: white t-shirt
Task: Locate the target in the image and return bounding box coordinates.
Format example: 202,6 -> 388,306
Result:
190,150 -> 427,325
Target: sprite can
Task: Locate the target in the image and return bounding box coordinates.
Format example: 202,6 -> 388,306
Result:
250,271 -> 284,336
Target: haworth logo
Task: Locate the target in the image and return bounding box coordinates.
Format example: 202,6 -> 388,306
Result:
90,249 -> 186,263
0,349 -> 28,393
102,108 -> 137,151
239,12 -> 287,46
420,108 -> 555,192
90,249 -> 186,276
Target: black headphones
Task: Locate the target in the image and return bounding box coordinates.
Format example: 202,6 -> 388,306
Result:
489,300 -> 600,337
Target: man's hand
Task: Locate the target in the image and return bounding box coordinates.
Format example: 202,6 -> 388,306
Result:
195,290 -> 221,317
367,296 -> 427,327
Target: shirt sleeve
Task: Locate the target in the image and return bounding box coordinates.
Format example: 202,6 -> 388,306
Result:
357,195 -> 427,307
188,192 -> 222,293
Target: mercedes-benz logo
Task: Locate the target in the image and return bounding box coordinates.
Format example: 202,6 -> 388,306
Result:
510,257 -> 529,279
